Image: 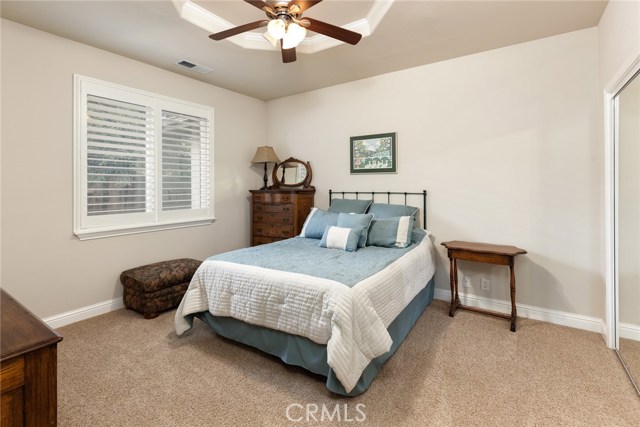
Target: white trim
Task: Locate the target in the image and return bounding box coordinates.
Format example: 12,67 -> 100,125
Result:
433,288 -> 602,333
44,297 -> 125,329
619,322 -> 640,341
604,42 -> 640,349
44,287 -> 609,332
604,87 -> 617,349
173,0 -> 394,54
75,217 -> 215,240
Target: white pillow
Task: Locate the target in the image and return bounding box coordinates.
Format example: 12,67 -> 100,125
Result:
318,226 -> 361,252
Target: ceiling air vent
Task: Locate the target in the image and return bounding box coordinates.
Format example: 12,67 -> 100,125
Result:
176,60 -> 212,74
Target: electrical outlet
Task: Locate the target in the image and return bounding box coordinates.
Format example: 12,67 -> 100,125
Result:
481,278 -> 490,291
463,277 -> 472,288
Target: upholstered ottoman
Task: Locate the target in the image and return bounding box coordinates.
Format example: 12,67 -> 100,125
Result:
120,258 -> 201,319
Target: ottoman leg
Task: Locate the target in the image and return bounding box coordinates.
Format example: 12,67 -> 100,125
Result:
143,313 -> 159,319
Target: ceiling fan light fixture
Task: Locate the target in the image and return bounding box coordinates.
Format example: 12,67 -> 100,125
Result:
267,18 -> 286,40
282,22 -> 307,49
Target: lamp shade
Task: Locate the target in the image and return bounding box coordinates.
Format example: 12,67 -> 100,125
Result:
251,146 -> 280,164
282,23 -> 307,49
267,19 -> 286,40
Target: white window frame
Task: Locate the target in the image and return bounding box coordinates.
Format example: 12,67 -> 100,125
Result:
73,75 -> 215,240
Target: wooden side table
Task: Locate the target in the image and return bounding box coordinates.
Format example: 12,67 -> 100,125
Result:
441,241 -> 527,332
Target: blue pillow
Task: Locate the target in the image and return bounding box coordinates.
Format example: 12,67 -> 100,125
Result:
367,216 -> 415,248
337,213 -> 373,248
299,208 -> 339,239
318,226 -> 361,252
328,199 -> 372,214
367,203 -> 419,220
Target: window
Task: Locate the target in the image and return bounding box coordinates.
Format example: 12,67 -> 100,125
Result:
74,75 -> 214,239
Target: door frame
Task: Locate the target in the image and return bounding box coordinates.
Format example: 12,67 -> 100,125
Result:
604,47 -> 640,349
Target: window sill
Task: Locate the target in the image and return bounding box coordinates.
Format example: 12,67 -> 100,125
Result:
74,218 -> 215,241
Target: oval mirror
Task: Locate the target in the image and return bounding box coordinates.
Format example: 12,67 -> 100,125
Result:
271,157 -> 313,189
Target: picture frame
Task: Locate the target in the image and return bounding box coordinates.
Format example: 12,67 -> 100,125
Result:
350,132 -> 397,174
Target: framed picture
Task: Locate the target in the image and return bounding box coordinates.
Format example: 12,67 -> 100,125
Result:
350,132 -> 397,174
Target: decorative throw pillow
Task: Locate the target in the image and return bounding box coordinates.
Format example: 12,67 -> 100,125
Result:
336,212 -> 374,248
327,198 -> 372,214
367,202 -> 417,218
299,208 -> 339,239
318,226 -> 362,252
367,216 -> 415,248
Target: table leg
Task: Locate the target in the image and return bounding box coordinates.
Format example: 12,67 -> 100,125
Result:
453,258 -> 461,306
509,261 -> 517,332
449,256 -> 456,317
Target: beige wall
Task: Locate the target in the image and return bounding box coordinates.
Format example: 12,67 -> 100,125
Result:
1,20 -> 266,317
1,10 -> 632,324
267,28 -> 603,318
598,0 -> 640,89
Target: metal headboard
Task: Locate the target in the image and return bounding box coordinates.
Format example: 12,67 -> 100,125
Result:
328,190 -> 427,229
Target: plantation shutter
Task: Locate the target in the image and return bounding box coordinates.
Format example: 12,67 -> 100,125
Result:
86,95 -> 154,216
161,111 -> 211,212
75,75 -> 214,240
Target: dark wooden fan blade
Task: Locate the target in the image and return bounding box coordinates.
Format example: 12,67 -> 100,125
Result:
209,20 -> 268,41
280,40 -> 297,63
302,18 -> 362,45
244,0 -> 269,11
289,0 -> 323,14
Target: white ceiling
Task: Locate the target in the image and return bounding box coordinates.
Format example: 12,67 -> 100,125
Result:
1,0 -> 607,101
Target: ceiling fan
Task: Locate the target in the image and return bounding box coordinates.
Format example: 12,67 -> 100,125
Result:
209,0 -> 363,63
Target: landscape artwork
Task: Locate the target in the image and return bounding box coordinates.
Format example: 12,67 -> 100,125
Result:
350,132 -> 397,174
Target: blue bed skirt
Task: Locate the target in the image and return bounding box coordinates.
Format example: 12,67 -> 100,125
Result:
196,277 -> 435,396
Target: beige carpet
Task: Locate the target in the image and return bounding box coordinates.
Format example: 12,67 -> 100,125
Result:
57,300 -> 640,426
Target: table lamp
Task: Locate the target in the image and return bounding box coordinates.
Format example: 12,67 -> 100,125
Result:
251,146 -> 280,190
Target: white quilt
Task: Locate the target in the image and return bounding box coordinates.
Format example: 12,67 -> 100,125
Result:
175,236 -> 435,393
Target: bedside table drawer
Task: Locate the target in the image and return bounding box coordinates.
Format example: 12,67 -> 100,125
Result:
253,223 -> 295,238
253,193 -> 292,204
254,203 -> 293,214
253,212 -> 293,224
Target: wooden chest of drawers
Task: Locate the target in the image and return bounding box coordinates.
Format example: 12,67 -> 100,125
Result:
250,189 -> 315,246
1,289 -> 62,427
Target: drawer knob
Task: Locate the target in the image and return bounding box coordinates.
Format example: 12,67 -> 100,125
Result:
283,207 -> 290,212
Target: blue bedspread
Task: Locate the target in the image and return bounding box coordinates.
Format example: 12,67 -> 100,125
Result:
209,229 -> 427,287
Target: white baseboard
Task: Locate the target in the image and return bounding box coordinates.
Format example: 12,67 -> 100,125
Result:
619,322 -> 640,341
44,288 -> 606,334
44,297 -> 124,329
433,288 -> 602,333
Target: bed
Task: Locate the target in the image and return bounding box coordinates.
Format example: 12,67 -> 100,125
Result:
175,190 -> 435,396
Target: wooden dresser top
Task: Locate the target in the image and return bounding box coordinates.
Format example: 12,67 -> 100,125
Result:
441,240 -> 526,256
1,289 -> 62,362
249,188 -> 316,194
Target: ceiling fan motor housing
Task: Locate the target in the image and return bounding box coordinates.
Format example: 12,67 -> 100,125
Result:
267,1 -> 301,18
